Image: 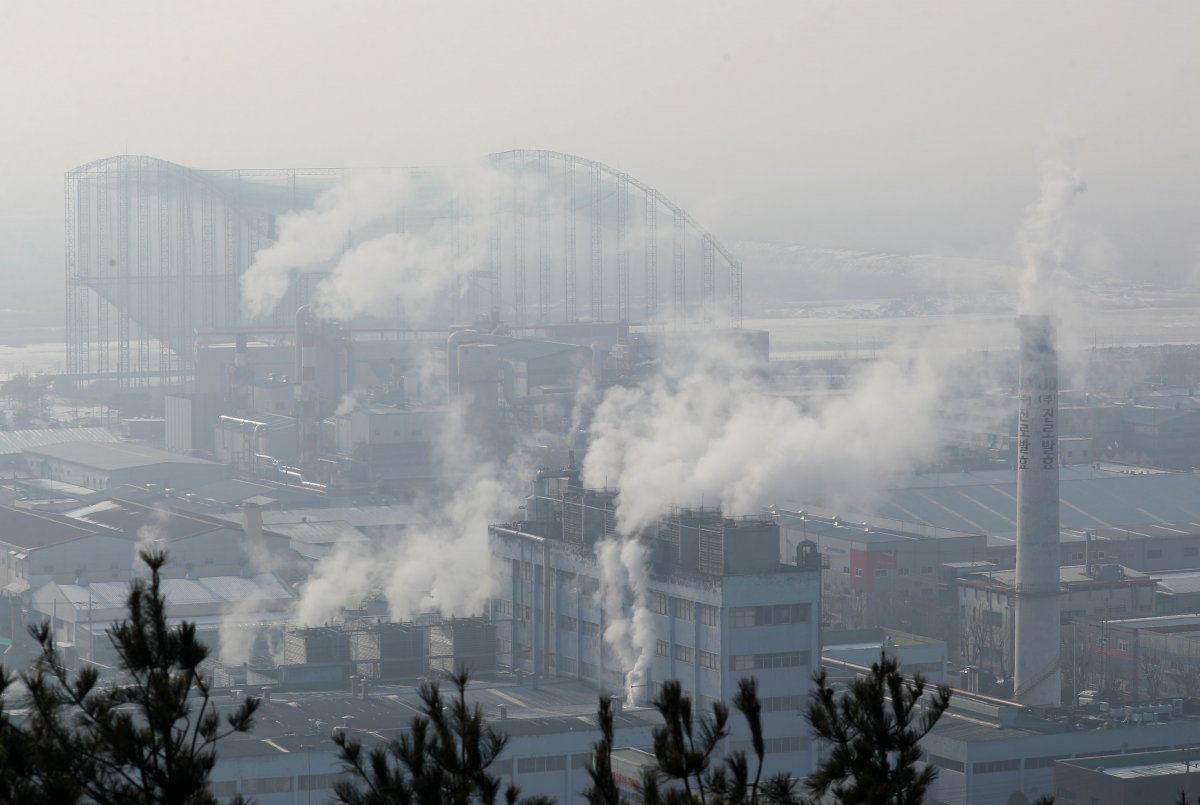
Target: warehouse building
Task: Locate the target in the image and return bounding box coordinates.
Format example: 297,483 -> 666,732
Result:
23,440 -> 226,492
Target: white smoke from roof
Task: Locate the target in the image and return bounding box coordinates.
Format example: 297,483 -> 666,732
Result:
293,407 -> 533,627
583,333 -> 946,535
583,330 -> 949,702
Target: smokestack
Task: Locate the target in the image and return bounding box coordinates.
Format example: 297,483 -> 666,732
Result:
1013,314 -> 1061,707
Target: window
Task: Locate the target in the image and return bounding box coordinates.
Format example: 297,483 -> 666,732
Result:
854,568 -> 863,577
559,571 -> 577,592
299,773 -> 345,791
559,614 -> 577,632
1148,549 -> 1163,559
656,640 -> 669,657
842,565 -> 850,574
926,754 -> 965,773
571,753 -> 591,770
898,567 -> 910,576
517,755 -> 567,774
698,603 -> 719,626
760,694 -> 805,712
921,566 -> 933,574
1024,754 -> 1069,769
731,736 -> 809,754
700,650 -> 720,670
651,593 -> 670,615
558,656 -> 576,674
730,651 -> 809,671
673,644 -> 694,663
580,576 -> 600,595
242,777 -> 293,794
581,661 -> 598,680
874,568 -> 888,578
671,597 -> 695,620
496,598 -> 513,616
731,604 -> 811,627
582,620 -> 601,638
972,759 -> 1019,774
1186,547 -> 1199,557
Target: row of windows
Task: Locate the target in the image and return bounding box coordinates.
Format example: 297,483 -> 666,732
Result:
495,754 -> 591,777
731,736 -> 809,755
760,694 -> 805,713
242,776 -> 293,794
973,759 -> 1019,774
925,754 -> 965,773
843,566 -> 934,575
730,604 -> 811,628
518,755 -> 567,774
729,651 -> 809,671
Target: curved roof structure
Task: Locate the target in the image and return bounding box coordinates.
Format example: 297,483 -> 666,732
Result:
65,152 -> 742,386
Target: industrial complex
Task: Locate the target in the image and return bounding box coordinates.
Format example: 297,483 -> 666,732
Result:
1,150 -> 1200,804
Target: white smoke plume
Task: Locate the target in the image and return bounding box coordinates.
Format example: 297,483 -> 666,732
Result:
1018,138 -> 1087,315
132,505 -> 170,572
241,161 -> 552,323
241,170 -> 419,319
584,334 -> 946,534
293,407 -> 534,627
583,331 -> 950,699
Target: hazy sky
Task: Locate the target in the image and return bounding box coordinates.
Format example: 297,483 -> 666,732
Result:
1,0 -> 1197,308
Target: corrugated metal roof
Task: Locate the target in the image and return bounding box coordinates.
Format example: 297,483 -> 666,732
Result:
0,427 -> 118,456
56,573 -> 292,610
23,440 -> 220,471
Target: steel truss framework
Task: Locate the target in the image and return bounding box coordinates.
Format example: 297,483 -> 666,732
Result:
66,151 -> 742,388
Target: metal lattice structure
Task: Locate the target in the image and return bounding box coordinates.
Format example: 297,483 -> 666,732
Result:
66,151 -> 743,388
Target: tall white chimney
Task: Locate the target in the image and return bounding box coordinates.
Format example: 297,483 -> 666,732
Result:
1013,314 -> 1061,706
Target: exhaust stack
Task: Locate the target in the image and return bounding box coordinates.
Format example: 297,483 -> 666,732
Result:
1013,314 -> 1061,706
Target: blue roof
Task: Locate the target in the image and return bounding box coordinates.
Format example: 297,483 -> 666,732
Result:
799,469 -> 1200,536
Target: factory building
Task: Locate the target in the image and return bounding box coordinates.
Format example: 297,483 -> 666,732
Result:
956,562 -> 1157,690
203,677 -> 661,804
1070,613 -> 1200,702
774,509 -> 986,631
23,440 -> 226,492
919,687 -> 1200,805
30,572 -> 294,668
1054,749 -> 1200,805
488,465 -> 822,779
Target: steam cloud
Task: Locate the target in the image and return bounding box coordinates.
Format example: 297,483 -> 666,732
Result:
294,412 -> 533,627
583,332 -> 950,700
240,162 -> 549,322
1018,138 -> 1087,314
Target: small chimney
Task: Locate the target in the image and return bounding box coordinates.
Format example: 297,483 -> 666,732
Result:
498,704 -> 508,720
242,501 -> 263,545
